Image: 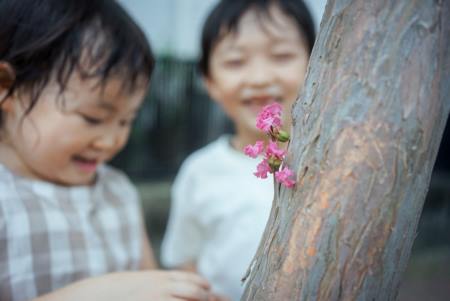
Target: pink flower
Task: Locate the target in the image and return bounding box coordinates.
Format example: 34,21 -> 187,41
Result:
256,103 -> 282,132
254,159 -> 271,179
275,167 -> 296,188
244,140 -> 265,158
266,102 -> 282,115
266,141 -> 286,159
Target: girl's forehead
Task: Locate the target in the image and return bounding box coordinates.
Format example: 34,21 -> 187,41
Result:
57,73 -> 146,111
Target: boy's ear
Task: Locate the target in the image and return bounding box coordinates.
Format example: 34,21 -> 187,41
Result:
0,62 -> 16,111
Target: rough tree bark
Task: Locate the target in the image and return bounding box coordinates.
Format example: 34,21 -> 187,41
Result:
241,0 -> 449,300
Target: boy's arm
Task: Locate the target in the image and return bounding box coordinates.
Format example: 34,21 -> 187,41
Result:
140,218 -> 197,272
161,161 -> 204,271
140,222 -> 158,269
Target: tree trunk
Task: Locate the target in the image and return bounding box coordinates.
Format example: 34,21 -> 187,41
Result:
241,0 -> 449,300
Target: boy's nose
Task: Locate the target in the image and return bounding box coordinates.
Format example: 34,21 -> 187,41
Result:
246,62 -> 274,87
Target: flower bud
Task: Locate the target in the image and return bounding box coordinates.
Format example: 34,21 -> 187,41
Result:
267,156 -> 282,172
277,130 -> 290,142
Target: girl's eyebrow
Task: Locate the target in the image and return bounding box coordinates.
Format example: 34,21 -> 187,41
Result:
95,100 -> 117,112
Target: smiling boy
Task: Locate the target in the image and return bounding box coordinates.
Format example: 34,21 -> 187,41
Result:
161,1 -> 316,300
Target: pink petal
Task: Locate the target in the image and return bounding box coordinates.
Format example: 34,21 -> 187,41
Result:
275,167 -> 296,188
266,141 -> 286,159
254,159 -> 271,179
244,140 -> 265,158
256,103 -> 283,132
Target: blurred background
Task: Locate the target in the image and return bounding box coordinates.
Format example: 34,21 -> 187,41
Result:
113,1 -> 449,299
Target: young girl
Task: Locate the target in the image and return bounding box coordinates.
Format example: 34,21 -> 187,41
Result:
0,1 -> 217,300
161,0 -> 316,300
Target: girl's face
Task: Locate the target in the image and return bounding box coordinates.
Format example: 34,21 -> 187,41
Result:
0,73 -> 146,186
205,4 -> 310,145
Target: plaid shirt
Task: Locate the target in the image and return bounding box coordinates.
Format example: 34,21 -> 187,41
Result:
0,164 -> 142,301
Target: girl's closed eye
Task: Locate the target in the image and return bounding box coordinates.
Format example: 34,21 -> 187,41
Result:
119,118 -> 135,127
79,113 -> 105,126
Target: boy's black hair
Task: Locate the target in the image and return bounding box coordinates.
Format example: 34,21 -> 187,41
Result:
0,0 -> 154,125
199,0 -> 316,77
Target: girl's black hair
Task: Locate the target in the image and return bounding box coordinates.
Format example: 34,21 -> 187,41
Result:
199,0 -> 316,77
0,0 -> 154,125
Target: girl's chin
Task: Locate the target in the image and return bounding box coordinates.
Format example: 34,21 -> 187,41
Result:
64,170 -> 98,186
71,175 -> 96,186
51,176 -> 95,187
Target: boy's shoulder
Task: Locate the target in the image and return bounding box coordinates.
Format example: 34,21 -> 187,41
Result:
177,135 -> 253,181
181,135 -> 232,167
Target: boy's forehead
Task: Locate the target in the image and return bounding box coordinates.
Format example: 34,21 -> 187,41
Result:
217,4 -> 302,48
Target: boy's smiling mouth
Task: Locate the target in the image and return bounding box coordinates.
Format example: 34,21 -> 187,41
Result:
242,96 -> 283,114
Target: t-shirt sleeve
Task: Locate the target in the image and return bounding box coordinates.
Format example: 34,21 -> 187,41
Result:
160,160 -> 204,268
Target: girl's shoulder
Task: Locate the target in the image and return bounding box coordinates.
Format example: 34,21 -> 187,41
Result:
0,163 -> 24,202
96,164 -> 140,200
97,165 -> 135,189
0,163 -> 129,189
0,164 -> 139,208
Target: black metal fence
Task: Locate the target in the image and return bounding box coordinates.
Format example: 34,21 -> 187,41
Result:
111,57 -> 233,180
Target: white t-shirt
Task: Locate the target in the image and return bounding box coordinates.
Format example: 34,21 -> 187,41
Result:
161,136 -> 274,301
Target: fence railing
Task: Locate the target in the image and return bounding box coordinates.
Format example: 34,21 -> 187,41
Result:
111,57 -> 232,180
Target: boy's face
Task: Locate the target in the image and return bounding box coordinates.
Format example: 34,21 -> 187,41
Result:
205,4 -> 309,143
0,72 -> 146,186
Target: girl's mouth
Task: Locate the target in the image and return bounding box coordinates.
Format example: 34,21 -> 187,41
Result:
72,155 -> 98,173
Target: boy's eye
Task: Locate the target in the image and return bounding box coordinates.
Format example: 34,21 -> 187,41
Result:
223,59 -> 244,68
272,53 -> 296,61
81,114 -> 104,125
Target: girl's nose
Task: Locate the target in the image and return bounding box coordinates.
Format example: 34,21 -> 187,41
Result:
92,129 -> 124,151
